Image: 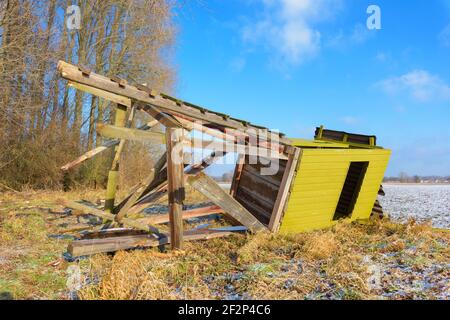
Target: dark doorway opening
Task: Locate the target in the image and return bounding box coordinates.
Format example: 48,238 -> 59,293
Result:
333,161 -> 369,221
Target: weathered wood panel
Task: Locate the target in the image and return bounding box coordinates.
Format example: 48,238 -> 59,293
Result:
231,156 -> 288,227
187,172 -> 267,233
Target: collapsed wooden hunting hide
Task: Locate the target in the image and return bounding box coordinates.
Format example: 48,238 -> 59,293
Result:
57,61 -> 391,257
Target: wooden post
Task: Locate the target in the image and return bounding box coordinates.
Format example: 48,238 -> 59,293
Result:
104,104 -> 128,212
166,127 -> 185,250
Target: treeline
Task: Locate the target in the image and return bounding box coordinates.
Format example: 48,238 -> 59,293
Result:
384,174 -> 450,183
0,0 -> 176,191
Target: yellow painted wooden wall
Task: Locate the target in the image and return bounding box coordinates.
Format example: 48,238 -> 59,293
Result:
279,148 -> 391,233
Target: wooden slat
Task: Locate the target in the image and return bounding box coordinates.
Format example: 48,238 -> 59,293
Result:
268,148 -> 302,232
229,154 -> 245,197
241,165 -> 283,187
187,172 -> 267,233
237,170 -> 280,203
235,185 -> 275,214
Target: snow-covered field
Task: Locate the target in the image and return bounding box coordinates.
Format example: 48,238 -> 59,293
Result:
382,184 -> 450,229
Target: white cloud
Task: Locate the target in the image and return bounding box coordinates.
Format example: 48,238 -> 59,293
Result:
340,116 -> 360,125
229,57 -> 246,73
439,24 -> 450,47
326,23 -> 374,50
375,70 -> 450,102
242,0 -> 342,66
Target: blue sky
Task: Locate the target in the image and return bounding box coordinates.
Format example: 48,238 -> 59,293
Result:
174,0 -> 450,176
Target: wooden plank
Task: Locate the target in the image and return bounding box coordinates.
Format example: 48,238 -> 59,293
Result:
235,185 -> 275,214
60,200 -> 160,234
68,81 -> 131,107
138,104 -> 187,130
61,142 -> 114,171
81,228 -> 148,240
230,154 -> 245,197
236,197 -> 270,226
237,170 -> 280,203
68,228 -> 239,257
135,205 -> 224,225
187,172 -> 267,233
242,165 -> 283,187
97,123 -> 166,143
166,127 -> 185,250
268,148 -> 302,232
57,60 -> 291,145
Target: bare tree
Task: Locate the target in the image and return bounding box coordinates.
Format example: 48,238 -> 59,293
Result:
0,0 -> 177,190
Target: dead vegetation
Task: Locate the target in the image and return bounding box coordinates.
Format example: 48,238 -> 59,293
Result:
0,190 -> 448,300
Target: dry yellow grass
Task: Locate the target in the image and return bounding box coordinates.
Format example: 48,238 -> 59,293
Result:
1,190 -> 449,300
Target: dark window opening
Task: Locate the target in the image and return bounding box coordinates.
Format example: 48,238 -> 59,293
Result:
333,161 -> 368,221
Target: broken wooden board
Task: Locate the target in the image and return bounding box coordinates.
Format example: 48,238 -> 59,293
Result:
135,205 -> 224,225
60,119 -> 160,171
186,172 -> 267,233
68,228 -> 241,257
60,200 -> 160,234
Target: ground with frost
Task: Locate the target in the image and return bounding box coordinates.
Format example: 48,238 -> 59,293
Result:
0,190 -> 449,300
382,184 -> 450,229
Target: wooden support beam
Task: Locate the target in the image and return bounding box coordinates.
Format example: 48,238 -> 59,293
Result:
166,127 -> 185,250
186,172 -> 267,233
97,123 -> 166,143
268,148 -> 302,232
68,228 -> 240,257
